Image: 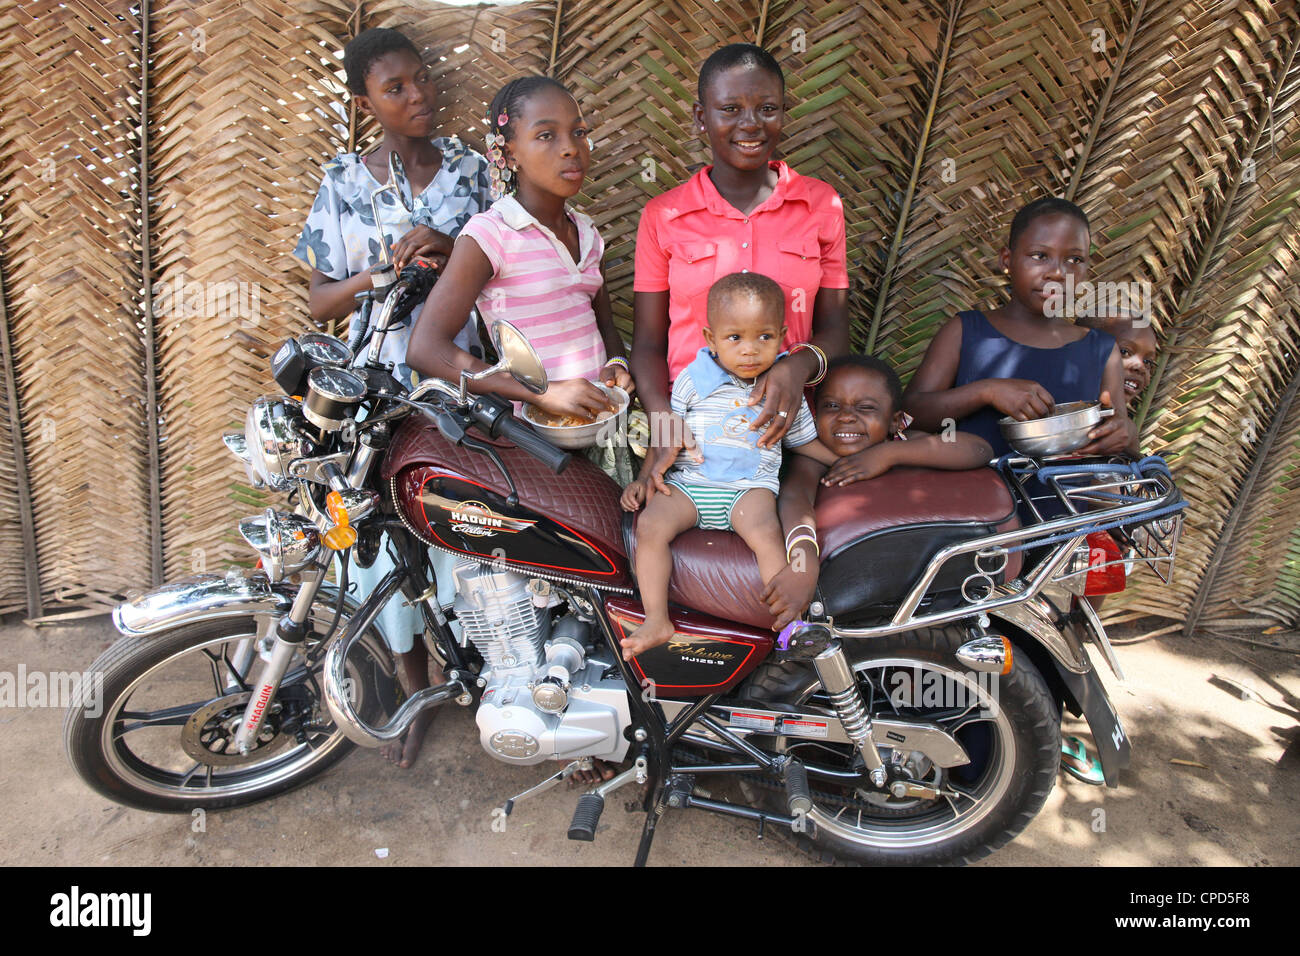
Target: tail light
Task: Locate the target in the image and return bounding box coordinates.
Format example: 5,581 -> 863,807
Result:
1084,531 -> 1126,595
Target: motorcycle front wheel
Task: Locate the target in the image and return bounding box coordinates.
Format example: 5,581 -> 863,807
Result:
64,610 -> 395,812
745,626 -> 1060,865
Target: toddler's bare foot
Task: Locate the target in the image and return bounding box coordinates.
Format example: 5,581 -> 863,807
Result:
379,709 -> 433,769
620,616 -> 676,660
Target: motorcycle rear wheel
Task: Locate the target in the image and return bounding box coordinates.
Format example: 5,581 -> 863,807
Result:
745,626 -> 1060,865
64,612 -> 394,812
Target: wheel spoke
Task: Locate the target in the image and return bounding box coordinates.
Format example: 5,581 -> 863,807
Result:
950,698 -> 979,723
178,762 -> 204,788
221,646 -> 251,693
939,782 -> 980,821
945,711 -> 996,734
945,783 -> 978,804
874,666 -> 902,716
201,649 -> 226,696
115,702 -> 210,737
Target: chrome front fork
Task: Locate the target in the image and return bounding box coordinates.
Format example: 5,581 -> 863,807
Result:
230,562 -> 329,754
813,642 -> 888,788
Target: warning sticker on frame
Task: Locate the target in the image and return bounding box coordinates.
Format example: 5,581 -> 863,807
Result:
729,711 -> 777,732
780,718 -> 830,738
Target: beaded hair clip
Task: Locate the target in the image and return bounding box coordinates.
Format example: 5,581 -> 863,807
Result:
485,109 -> 512,198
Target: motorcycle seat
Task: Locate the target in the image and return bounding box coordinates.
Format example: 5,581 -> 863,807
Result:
625,466 -> 1021,630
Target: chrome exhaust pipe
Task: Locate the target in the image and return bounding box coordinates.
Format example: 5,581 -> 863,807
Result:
322,598 -> 469,748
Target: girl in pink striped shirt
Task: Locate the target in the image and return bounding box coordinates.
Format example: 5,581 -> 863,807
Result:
407,77 -> 633,417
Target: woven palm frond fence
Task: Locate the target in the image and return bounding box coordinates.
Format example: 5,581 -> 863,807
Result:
0,0 -> 1297,633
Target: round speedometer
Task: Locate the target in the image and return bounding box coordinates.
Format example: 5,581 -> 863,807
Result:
299,332 -> 352,367
307,366 -> 366,401
304,366 -> 366,430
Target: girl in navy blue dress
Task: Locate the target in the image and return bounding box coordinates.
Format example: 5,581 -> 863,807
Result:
903,197 -> 1137,461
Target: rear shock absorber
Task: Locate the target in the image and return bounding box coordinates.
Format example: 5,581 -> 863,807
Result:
812,642 -> 888,788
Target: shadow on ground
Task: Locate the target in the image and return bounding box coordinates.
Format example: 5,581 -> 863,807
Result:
1,614 -> 1295,866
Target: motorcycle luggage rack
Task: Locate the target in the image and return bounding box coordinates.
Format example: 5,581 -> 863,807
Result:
830,455 -> 1187,640
1026,455 -> 1184,584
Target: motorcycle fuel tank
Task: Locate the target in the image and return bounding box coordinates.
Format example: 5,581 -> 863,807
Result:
385,417 -> 632,587
605,597 -> 774,697
394,466 -> 630,585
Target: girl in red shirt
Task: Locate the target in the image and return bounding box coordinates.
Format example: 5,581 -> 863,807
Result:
631,43 -> 852,463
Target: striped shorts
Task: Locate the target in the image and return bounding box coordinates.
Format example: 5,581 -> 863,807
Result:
666,480 -> 748,531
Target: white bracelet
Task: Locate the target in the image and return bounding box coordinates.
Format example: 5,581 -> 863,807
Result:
784,524 -> 816,549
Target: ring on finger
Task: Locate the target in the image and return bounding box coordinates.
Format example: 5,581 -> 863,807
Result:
777,409 -> 789,419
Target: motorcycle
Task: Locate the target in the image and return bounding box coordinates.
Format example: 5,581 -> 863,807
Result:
64,155 -> 1186,865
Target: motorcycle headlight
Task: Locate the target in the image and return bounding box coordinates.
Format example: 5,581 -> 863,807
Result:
245,397 -> 317,491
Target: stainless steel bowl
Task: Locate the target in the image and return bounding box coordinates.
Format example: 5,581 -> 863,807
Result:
999,401 -> 1113,457
522,384 -> 629,450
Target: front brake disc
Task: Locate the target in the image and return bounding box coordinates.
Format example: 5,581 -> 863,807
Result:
181,692 -> 292,766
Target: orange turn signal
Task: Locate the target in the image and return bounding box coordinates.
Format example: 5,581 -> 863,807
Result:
322,525 -> 357,550
322,490 -> 357,550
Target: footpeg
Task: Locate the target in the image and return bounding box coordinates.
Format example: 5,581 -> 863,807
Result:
783,758 -> 812,816
568,792 -> 605,842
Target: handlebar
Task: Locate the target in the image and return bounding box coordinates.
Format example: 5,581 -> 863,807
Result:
496,415 -> 571,473
470,395 -> 571,473
390,388 -> 571,474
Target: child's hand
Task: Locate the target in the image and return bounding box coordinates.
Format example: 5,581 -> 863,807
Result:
601,362 -> 635,396
391,225 -> 453,271
762,561 -> 818,632
822,443 -> 896,486
1075,391 -> 1137,456
643,412 -> 699,489
534,378 -> 616,420
621,478 -> 647,511
983,378 -> 1055,420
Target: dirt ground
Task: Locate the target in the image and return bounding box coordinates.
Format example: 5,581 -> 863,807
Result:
1,613 -> 1296,867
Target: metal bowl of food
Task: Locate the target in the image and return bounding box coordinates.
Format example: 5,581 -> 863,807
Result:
999,401 -> 1114,457
522,384 -> 629,450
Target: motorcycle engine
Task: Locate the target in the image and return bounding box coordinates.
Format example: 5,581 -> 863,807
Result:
447,561 -> 631,766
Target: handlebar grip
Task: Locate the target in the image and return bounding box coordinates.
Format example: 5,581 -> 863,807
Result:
497,415 -> 571,473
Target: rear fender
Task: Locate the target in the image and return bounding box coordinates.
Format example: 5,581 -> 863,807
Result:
989,597 -> 1130,787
